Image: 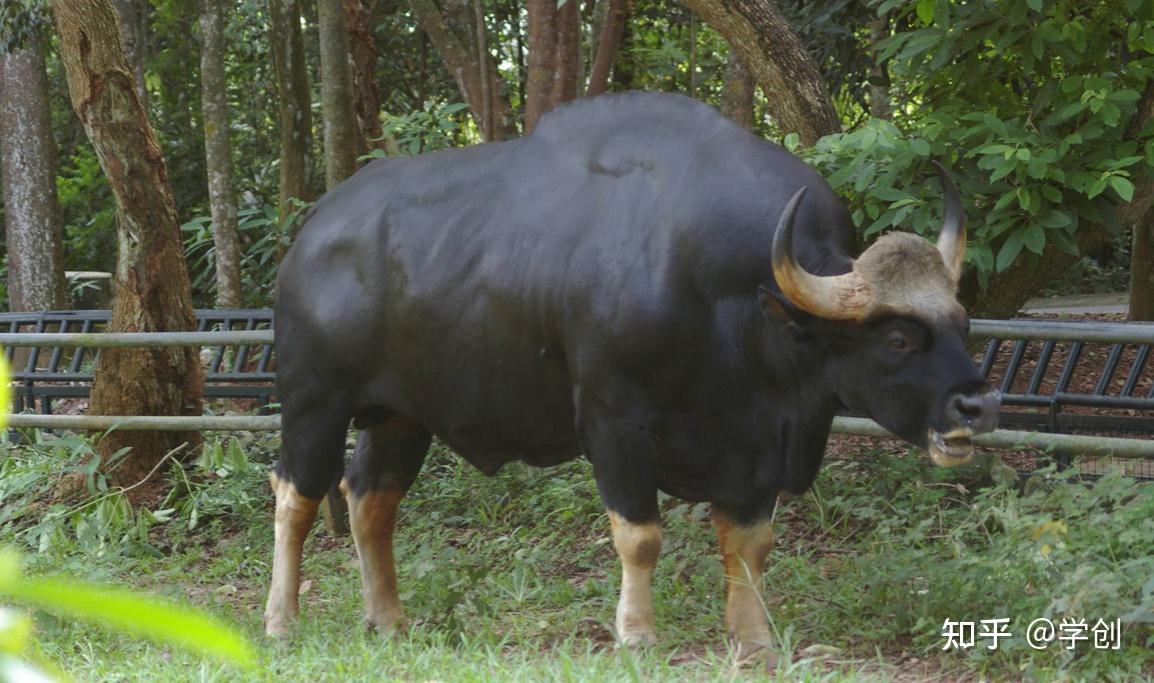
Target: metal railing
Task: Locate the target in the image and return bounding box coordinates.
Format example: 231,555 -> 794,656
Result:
3,318 -> 1153,462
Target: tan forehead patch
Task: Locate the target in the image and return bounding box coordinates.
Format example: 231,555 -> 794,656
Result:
853,233 -> 963,322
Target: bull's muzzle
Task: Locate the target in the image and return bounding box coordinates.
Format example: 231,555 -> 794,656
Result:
928,388 -> 1001,467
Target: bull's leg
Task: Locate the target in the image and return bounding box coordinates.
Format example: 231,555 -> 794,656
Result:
580,410 -> 663,647
265,468 -> 321,636
712,507 -> 777,664
341,416 -> 431,633
608,510 -> 662,646
264,403 -> 349,637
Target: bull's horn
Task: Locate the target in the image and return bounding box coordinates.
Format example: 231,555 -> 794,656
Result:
933,161 -> 966,283
771,187 -> 873,320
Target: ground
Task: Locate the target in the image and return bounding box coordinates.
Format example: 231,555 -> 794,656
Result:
2,431 -> 1151,682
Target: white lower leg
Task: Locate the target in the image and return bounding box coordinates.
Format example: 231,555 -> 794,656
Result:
264,471 -> 320,636
609,511 -> 662,647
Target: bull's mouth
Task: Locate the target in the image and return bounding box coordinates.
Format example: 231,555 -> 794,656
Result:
927,428 -> 975,467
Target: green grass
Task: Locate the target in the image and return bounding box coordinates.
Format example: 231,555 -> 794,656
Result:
1,431 -> 1152,681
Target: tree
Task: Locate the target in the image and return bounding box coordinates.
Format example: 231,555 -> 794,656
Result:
0,9 -> 68,312
407,0 -> 514,140
110,0 -> 148,108
318,0 -> 359,188
198,0 -> 242,308
523,0 -> 557,133
1133,216 -> 1154,320
799,0 -> 1154,321
680,0 -> 841,146
52,0 -> 204,485
551,0 -> 579,105
268,0 -> 313,224
586,0 -> 627,96
343,0 -> 384,155
1129,83 -> 1154,321
720,49 -> 754,130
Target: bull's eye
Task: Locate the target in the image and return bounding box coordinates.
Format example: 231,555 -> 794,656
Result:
887,331 -> 909,351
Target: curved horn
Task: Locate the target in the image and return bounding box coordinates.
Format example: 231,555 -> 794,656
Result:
771,187 -> 873,320
932,160 -> 966,283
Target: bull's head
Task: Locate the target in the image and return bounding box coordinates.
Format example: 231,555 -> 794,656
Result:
770,163 -> 1000,466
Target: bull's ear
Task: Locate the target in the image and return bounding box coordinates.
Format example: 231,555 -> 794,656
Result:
758,285 -> 791,322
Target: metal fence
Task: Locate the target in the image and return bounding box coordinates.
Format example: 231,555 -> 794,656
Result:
3,319 -> 1154,464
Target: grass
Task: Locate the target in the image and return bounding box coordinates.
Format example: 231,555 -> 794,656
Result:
1,430 -> 1152,681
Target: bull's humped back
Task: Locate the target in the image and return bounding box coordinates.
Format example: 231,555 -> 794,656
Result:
281,92 -> 858,347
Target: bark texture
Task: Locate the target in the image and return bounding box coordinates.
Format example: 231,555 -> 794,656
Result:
551,0 -> 579,106
1128,81 -> 1154,321
52,0 -> 204,485
680,0 -> 841,146
586,0 -> 627,96
110,0 -> 148,108
342,0 -> 384,154
1131,213 -> 1154,320
720,48 -> 755,130
867,15 -> 892,120
0,40 -> 69,311
407,0 -> 513,140
268,0 -> 313,223
198,0 -> 242,309
523,0 -> 557,133
318,0 -> 359,188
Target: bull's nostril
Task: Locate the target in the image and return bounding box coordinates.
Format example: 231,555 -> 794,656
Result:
947,390 -> 1001,433
953,395 -> 984,420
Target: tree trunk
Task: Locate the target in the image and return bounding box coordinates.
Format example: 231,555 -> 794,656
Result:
679,0 -> 840,146
611,3 -> 635,91
524,0 -> 557,133
720,48 -> 755,130
198,0 -> 242,309
0,39 -> 69,312
868,15 -> 892,121
688,14 -> 696,98
342,0 -> 384,155
473,0 -> 493,140
268,0 -> 313,224
1127,82 -> 1154,321
407,0 -> 513,140
52,0 -> 204,487
961,229 -> 1114,320
1130,215 -> 1154,320
551,0 -> 579,107
586,0 -> 626,96
110,0 -> 148,109
318,0 -> 359,188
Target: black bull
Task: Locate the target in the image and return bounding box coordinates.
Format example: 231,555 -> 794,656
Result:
264,92 -> 1000,659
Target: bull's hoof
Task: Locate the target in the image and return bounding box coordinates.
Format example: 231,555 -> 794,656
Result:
618,630 -> 657,649
364,613 -> 407,636
731,638 -> 779,670
263,614 -> 296,639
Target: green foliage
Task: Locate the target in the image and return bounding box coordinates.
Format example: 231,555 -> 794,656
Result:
181,201 -> 309,307
366,101 -> 472,158
56,145 -> 116,275
0,547 -> 254,680
626,4 -> 730,108
803,0 -> 1154,285
3,428 -> 1151,680
0,0 -> 51,54
0,430 -> 272,561
791,456 -> 1154,679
